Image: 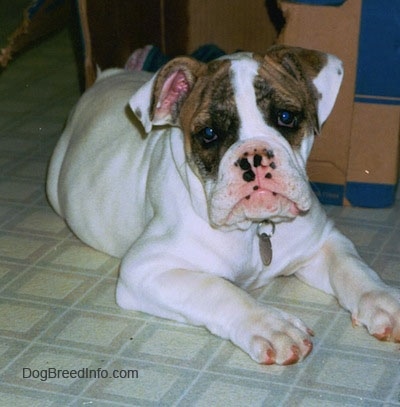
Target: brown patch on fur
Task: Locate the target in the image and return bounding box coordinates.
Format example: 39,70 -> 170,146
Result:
179,60 -> 240,180
253,45 -> 326,147
267,45 -> 327,80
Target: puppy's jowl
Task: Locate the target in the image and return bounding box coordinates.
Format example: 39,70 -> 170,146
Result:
47,45 -> 400,365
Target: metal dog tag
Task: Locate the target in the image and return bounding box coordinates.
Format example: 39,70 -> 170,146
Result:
259,233 -> 273,266
257,220 -> 275,266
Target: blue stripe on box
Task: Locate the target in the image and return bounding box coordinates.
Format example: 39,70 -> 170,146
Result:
310,182 -> 397,207
346,182 -> 397,208
310,182 -> 344,206
356,0 -> 400,101
354,95 -> 400,106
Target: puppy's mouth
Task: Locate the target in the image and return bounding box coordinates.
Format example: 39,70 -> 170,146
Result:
236,187 -> 305,217
207,142 -> 313,229
212,186 -> 308,229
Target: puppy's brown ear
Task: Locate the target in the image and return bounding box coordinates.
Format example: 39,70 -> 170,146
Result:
266,45 -> 344,131
129,57 -> 205,133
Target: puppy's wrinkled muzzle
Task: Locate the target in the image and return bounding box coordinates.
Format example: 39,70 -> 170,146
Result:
208,140 -> 313,229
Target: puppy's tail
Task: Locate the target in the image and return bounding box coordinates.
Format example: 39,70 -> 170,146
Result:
95,65 -> 125,82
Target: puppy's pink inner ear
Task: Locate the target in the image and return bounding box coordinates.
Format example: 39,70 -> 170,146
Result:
154,70 -> 190,121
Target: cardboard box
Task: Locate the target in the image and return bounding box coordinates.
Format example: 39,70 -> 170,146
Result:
278,0 -> 400,207
78,0 -> 277,87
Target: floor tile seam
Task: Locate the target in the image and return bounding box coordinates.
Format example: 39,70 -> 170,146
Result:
0,291 -> 71,311
0,260 -> 115,281
177,368 -> 296,402
0,230 -> 119,278
336,220 -> 395,255
69,395 -> 133,407
281,383 -> 391,405
0,334 -> 31,346
0,206 -> 33,230
0,231 -> 75,293
0,381 -> 77,403
319,343 -> 400,363
0,378 -> 94,402
0,291 -> 144,322
173,341 -> 229,407
385,372 -> 400,404
73,320 -> 152,401
0,225 -> 71,241
4,338 -> 137,364
50,307 -> 153,336
0,262 -> 43,297
378,227 -> 400,258
68,304 -> 150,322
260,298 -> 345,315
334,216 -> 395,229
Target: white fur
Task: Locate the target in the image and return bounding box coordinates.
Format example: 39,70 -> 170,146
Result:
313,54 -> 344,127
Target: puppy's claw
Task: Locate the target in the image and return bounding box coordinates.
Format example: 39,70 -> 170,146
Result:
262,348 -> 276,365
372,326 -> 393,342
307,328 -> 315,337
303,338 -> 313,356
282,345 -> 300,365
351,315 -> 360,328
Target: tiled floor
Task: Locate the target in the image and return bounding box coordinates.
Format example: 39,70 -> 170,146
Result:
0,29 -> 399,407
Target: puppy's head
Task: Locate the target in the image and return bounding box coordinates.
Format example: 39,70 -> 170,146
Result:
130,45 -> 343,229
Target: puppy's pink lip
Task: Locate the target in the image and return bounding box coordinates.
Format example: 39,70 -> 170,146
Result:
231,188 -> 300,219
240,188 -> 298,209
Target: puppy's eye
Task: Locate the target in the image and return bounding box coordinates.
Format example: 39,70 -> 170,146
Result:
277,110 -> 297,128
199,127 -> 218,145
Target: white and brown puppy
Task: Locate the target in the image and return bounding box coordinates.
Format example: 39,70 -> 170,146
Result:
47,45 -> 400,365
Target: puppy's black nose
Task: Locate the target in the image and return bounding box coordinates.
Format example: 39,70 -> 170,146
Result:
235,147 -> 276,183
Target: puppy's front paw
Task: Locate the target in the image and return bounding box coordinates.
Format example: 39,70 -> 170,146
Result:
233,307 -> 313,365
352,290 -> 400,342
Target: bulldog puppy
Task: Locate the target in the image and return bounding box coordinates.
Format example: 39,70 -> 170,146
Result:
47,45 -> 400,365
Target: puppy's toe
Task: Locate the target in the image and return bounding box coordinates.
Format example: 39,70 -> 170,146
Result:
250,336 -> 276,364
268,331 -> 311,365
